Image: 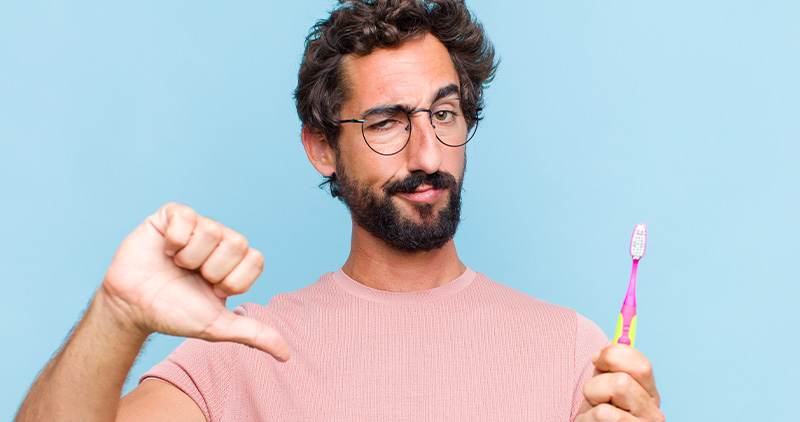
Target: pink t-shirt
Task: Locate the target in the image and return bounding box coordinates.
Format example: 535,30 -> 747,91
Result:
142,269 -> 607,421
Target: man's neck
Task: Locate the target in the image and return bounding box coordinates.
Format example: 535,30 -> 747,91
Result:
341,226 -> 466,293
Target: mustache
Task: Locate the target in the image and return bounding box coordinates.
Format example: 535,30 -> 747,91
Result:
384,171 -> 457,195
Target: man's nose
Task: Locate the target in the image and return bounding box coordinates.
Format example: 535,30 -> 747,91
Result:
403,112 -> 443,175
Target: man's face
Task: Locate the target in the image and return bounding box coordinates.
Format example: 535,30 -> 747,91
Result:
334,34 -> 467,252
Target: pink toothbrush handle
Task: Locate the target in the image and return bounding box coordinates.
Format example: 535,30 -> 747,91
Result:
615,305 -> 637,346
614,259 -> 639,347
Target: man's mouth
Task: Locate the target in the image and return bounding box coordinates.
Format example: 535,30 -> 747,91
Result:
393,185 -> 446,204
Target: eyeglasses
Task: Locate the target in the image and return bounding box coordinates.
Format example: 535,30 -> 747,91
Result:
338,98 -> 480,156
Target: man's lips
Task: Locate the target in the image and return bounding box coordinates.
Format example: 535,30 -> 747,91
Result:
394,186 -> 446,204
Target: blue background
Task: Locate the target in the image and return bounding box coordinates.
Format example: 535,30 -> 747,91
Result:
2,0 -> 798,420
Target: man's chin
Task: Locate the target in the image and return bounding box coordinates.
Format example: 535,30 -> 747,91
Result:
401,211 -> 441,229
391,194 -> 447,223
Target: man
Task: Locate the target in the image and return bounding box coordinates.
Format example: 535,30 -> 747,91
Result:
17,0 -> 663,421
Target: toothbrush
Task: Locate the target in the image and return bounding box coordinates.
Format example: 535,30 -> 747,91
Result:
614,223 -> 647,348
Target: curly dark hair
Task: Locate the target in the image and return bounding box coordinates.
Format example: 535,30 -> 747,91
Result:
294,0 -> 498,196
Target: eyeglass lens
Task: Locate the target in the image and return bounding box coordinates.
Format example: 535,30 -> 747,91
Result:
361,99 -> 476,155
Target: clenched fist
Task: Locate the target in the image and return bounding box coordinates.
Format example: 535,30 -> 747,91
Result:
575,343 -> 663,422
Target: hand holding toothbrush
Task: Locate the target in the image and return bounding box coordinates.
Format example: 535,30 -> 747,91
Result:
575,344 -> 663,422
574,223 -> 663,422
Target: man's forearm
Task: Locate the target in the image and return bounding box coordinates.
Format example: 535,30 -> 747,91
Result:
16,288 -> 150,422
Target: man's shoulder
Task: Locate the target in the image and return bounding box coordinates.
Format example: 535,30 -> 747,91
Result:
234,271 -> 339,319
471,271 -> 606,335
471,271 -> 574,313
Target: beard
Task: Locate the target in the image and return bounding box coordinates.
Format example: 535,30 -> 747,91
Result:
335,166 -> 463,253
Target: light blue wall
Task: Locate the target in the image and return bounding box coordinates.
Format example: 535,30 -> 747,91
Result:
2,1 -> 798,420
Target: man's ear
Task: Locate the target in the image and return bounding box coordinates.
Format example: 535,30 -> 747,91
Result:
301,125 -> 336,177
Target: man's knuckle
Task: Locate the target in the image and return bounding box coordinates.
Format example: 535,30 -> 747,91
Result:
196,220 -> 222,242
612,372 -> 632,391
228,233 -> 249,252
175,204 -> 196,220
249,249 -> 265,269
164,201 -> 182,211
207,222 -> 224,240
637,359 -> 653,377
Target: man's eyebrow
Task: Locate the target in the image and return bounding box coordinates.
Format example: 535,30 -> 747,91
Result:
431,83 -> 460,104
362,83 -> 461,115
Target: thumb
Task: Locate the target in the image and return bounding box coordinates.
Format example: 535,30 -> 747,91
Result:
203,308 -> 291,362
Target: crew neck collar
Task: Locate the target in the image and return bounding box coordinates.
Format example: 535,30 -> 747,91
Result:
331,267 -> 476,305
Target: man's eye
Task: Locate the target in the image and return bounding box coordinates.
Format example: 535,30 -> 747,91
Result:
433,110 -> 455,122
369,119 -> 401,130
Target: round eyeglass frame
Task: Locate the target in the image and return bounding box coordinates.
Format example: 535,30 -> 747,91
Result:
338,97 -> 481,156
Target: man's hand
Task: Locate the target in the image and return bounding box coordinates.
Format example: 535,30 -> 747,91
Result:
575,343 -> 663,422
101,202 -> 290,361
17,203 -> 289,421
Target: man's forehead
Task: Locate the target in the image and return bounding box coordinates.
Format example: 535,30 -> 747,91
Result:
340,34 -> 460,112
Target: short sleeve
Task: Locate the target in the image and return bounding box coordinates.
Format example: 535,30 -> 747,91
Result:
570,313 -> 609,420
141,337 -> 240,421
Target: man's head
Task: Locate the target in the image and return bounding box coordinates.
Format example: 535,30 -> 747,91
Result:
295,0 -> 497,167
295,0 -> 497,252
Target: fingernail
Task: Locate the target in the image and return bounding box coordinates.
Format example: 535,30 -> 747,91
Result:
165,249 -> 175,257
591,349 -> 601,362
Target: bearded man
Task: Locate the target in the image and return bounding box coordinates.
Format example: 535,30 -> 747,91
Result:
17,1 -> 663,421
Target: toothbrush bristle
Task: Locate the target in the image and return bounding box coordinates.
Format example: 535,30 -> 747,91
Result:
630,223 -> 647,260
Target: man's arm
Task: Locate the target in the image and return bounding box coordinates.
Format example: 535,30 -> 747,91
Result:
16,287 -> 147,420
16,203 -> 289,421
117,380 -> 205,422
16,288 -> 203,421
